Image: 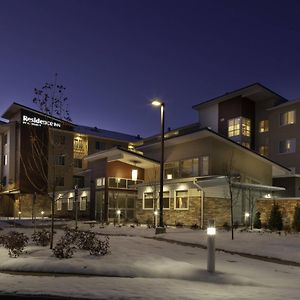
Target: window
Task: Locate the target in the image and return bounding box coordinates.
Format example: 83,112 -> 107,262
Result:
241,142 -> 250,149
73,176 -> 84,188
80,196 -> 87,211
259,120 -> 269,133
55,155 -> 65,166
175,190 -> 189,210
143,192 -> 154,209
164,161 -> 180,179
67,197 -> 74,210
279,139 -> 296,154
228,117 -> 251,137
95,141 -> 106,150
259,145 -> 269,156
3,155 -> 8,166
241,118 -> 251,137
73,158 -> 82,168
57,198 -> 62,211
228,118 -> 240,137
56,177 -> 65,186
3,134 -> 7,145
96,177 -> 105,187
54,134 -> 65,145
200,156 -> 209,176
108,177 -> 142,189
280,110 -> 295,126
180,158 -> 199,177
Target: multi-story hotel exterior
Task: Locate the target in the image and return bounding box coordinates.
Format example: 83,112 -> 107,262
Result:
0,102 -> 140,218
192,83 -> 300,197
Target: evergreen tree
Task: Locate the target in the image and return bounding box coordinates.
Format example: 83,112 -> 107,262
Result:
268,203 -> 283,231
292,205 -> 300,232
253,211 -> 262,229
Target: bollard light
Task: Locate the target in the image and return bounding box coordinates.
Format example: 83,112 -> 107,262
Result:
207,220 -> 216,273
154,210 -> 158,228
116,209 -> 121,226
18,211 -> 22,219
244,212 -> 250,218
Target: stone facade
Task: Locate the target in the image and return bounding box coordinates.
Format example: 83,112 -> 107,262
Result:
136,196 -> 201,226
256,198 -> 300,227
203,197 -> 231,227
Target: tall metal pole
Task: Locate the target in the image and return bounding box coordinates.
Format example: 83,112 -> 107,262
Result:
159,103 -> 165,228
74,185 -> 78,230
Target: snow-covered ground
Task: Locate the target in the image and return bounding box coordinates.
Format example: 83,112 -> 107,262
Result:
0,220 -> 299,299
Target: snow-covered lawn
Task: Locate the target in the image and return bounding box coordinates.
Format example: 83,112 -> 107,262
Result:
0,221 -> 300,299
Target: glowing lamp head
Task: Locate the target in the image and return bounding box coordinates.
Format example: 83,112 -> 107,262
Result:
151,99 -> 163,107
154,210 -> 158,216
116,209 -> 121,215
18,211 -> 21,215
167,174 -> 173,180
245,212 -> 250,218
41,211 -> 45,215
207,227 -> 216,235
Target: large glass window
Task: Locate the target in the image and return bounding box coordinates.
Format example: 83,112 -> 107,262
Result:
96,177 -> 105,187
279,139 -> 296,154
158,191 -> 170,209
67,197 -> 73,210
73,176 -> 84,188
3,155 -> 8,166
164,158 -> 198,179
228,118 -> 240,137
108,177 -> 142,189
80,196 -> 87,211
143,192 -> 155,209
200,156 -> 209,176
175,190 -> 189,210
228,117 -> 251,137
280,110 -> 296,126
56,198 -> 62,211
95,141 -> 106,150
259,120 -> 269,133
54,134 -> 65,145
73,158 -> 82,168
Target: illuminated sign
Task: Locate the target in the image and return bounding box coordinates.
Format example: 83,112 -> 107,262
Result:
22,115 -> 61,128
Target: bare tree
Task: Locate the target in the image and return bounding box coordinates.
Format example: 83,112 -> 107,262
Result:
21,73 -> 71,249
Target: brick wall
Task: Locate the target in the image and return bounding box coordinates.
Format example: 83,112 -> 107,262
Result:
256,198 -> 300,227
204,197 -> 231,227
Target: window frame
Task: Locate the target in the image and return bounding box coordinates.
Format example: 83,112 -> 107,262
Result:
279,138 -> 296,154
56,198 -> 62,211
143,192 -> 155,210
259,120 -> 269,133
174,190 -> 189,210
67,197 -> 74,211
280,110 -> 296,126
80,196 -> 87,211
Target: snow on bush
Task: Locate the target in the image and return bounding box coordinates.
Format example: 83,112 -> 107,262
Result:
1,231 -> 29,258
89,236 -> 110,256
31,229 -> 51,246
76,231 -> 96,250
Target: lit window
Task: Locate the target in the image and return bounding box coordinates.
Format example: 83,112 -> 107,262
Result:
73,158 -> 82,168
280,110 -> 296,126
175,190 -> 189,210
241,118 -> 251,137
228,117 -> 251,137
3,134 -> 8,145
80,196 -> 87,211
259,145 -> 269,156
67,197 -> 74,210
242,142 -> 250,149
228,118 -> 240,137
57,198 -> 62,211
279,139 -> 296,154
259,120 -> 269,133
143,192 -> 154,209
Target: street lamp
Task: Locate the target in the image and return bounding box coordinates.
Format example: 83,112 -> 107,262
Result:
151,98 -> 166,234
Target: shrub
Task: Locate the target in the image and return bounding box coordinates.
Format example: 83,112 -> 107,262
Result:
31,229 -> 51,246
292,205 -> 300,232
76,231 -> 96,250
53,239 -> 76,259
89,236 -> 110,256
146,217 -> 153,228
1,231 -> 29,258
268,203 -> 283,231
253,211 -> 262,229
190,224 -> 199,230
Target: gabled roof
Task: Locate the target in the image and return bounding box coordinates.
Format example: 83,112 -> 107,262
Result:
192,83 -> 287,110
138,126 -> 290,177
84,146 -> 160,169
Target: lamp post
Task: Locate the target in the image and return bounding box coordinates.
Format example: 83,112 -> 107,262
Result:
152,99 -> 165,234
207,220 -> 216,273
116,209 -> 121,226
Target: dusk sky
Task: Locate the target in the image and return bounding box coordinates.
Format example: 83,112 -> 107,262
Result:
1,0 -> 300,137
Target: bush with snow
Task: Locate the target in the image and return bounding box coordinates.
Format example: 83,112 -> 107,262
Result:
292,205 -> 300,232
32,229 -> 51,246
1,231 -> 29,258
89,236 -> 110,256
76,231 -> 96,250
